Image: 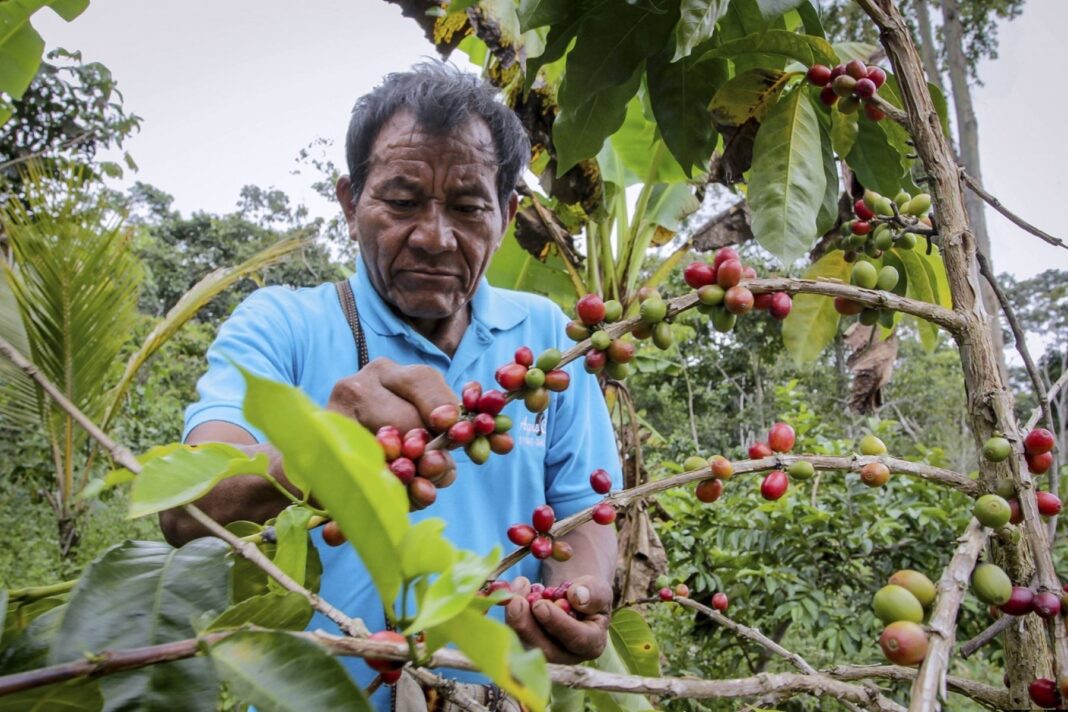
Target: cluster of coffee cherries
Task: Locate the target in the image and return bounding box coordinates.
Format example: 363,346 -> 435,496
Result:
658,582 -> 690,601
808,59 -> 888,121
746,422 -> 802,501
871,569 -> 935,666
566,294 -> 641,377
376,425 -> 458,509
428,389 -> 513,467
1023,427 -> 1056,475
839,189 -> 931,259
494,346 -> 570,414
684,247 -> 793,331
526,581 -> 578,617
836,258 -> 901,327
507,504 -> 571,561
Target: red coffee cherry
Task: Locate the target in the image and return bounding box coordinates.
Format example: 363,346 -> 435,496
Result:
592,502 -> 617,525
507,523 -> 537,547
807,64 -> 832,86
532,504 -> 556,533
589,468 -> 612,494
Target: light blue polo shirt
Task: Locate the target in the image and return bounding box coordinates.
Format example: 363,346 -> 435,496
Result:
184,257 -> 622,706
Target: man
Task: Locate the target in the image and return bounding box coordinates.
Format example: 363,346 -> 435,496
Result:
163,63 -> 621,709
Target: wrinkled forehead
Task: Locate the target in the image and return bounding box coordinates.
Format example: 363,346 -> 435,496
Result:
369,109 -> 498,168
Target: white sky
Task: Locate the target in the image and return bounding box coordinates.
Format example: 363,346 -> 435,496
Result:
33,0 -> 1068,279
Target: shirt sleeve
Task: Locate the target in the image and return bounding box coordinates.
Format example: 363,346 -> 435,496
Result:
543,307 -> 624,519
183,287 -> 300,443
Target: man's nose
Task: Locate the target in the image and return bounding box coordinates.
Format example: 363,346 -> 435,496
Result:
408,202 -> 457,254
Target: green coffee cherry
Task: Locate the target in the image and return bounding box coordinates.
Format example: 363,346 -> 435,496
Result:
860,308 -> 880,326
904,193 -> 932,216
851,261 -> 879,289
603,299 -> 623,323
698,284 -> 725,306
711,308 -> 736,333
897,232 -> 918,249
877,265 -> 900,291
652,321 -> 673,349
640,297 -> 668,324
590,330 -> 612,351
535,348 -> 562,372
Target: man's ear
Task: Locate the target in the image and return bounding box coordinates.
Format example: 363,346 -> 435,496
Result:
336,175 -> 357,225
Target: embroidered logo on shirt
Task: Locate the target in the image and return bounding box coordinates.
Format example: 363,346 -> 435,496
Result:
517,412 -> 547,448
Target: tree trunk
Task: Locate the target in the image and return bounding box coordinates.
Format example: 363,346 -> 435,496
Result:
940,0 -> 1010,384
861,0 -> 1065,707
913,1 -> 945,96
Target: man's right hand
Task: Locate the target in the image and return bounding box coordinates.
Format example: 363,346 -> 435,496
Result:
326,358 -> 461,506
327,357 -> 458,436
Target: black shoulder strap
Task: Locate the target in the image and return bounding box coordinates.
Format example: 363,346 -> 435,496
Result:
334,280 -> 369,370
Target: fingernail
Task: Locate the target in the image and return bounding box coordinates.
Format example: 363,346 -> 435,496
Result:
533,601 -> 551,620
573,585 -> 590,605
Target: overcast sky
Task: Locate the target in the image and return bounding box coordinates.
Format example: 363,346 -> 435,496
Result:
34,1 -> 1068,279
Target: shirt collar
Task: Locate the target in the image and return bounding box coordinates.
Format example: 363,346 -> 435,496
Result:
351,257 -> 526,338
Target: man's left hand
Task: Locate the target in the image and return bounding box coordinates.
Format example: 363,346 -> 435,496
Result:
504,575 -> 612,664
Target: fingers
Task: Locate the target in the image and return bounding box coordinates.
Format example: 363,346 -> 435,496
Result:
505,587 -> 576,664
565,576 -> 614,618
531,597 -> 608,661
377,362 -> 458,428
327,369 -> 423,435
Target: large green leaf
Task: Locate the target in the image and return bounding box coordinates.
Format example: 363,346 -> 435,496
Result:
748,86 -> 827,265
0,680 -> 103,711
0,1 -> 90,102
845,118 -> 906,196
754,0 -> 807,21
50,539 -> 230,711
203,591 -> 312,632
647,48 -> 726,176
608,95 -> 689,184
425,608 -> 549,710
893,247 -> 940,351
486,223 -> 577,311
607,609 -> 660,677
832,41 -> 878,64
229,531 -> 323,603
699,29 -> 836,66
671,0 -> 730,61
587,633 -> 655,711
642,183 -> 701,233
782,251 -> 852,364
270,505 -> 313,590
517,0 -> 571,31
0,604 -> 64,675
830,106 -> 858,157
406,548 -> 499,633
399,519 -> 456,581
128,443 -> 269,519
554,65 -> 641,174
210,631 -> 371,712
242,371 -> 407,608
557,0 -> 678,112
920,245 -> 953,309
812,94 -> 840,236
524,1 -> 603,92
708,68 -> 790,127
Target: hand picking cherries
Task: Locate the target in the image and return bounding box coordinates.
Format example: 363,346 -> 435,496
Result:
809,59 -> 888,121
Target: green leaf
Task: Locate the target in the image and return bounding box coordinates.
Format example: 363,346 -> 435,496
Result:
50,539 -> 230,711
0,604 -> 64,675
270,505 -> 313,590
425,608 -> 549,710
642,183 -> 701,232
554,65 -> 641,174
832,41 -> 877,64
486,222 -> 577,311
671,0 -> 730,61
518,0 -> 571,31
203,591 -> 312,633
830,106 -> 858,158
607,609 -> 660,677
0,680 -> 103,711
210,631 -> 371,712
524,1 -> 596,92
587,632 -> 655,711
230,535 -> 322,603
399,519 -> 456,580
920,245 -> 952,309
748,86 -> 827,265
708,68 -> 790,127
891,247 -> 940,351
608,95 -> 689,184
407,548 -> 499,633
754,0 -> 806,22
242,371 -> 407,608
128,443 -> 269,519
812,95 -> 840,236
782,251 -> 852,364
845,118 -> 905,196
795,1 -> 825,38
557,0 -> 678,111
699,29 -> 836,67
551,683 -> 587,711
647,50 -> 726,176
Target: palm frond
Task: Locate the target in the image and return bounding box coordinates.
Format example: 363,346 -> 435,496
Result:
0,266 -> 40,426
100,234 -> 307,430
0,162 -> 141,443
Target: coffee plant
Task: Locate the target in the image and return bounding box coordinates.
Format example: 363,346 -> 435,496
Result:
1,0 -> 1065,710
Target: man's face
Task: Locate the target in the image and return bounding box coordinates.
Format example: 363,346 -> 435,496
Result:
338,110 -> 516,321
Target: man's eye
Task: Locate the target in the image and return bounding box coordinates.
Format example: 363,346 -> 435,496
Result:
386,199 -> 417,209
454,204 -> 484,214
